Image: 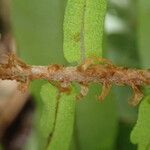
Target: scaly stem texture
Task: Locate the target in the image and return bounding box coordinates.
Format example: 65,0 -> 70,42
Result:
0,54 -> 150,106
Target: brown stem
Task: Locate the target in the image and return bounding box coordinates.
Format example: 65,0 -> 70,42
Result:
0,54 -> 150,105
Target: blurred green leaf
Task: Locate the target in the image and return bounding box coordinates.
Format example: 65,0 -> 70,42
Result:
138,0 -> 150,68
130,96 -> 150,150
116,122 -> 136,150
11,0 -> 66,65
47,87 -> 76,150
72,84 -> 118,150
137,0 -> 150,95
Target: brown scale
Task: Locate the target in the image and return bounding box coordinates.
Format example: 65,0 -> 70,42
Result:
78,58 -> 144,105
1,54 -> 150,106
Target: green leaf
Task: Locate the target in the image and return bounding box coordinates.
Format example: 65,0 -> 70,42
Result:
63,0 -> 107,63
138,0 -> 150,68
38,83 -> 58,148
130,96 -> 150,150
10,0 -> 65,65
47,87 -> 76,150
63,0 -> 85,63
84,0 -> 107,58
39,84 -> 76,150
72,84 -> 118,150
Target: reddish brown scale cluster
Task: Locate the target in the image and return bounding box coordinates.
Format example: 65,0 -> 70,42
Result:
77,58 -> 148,106
48,64 -> 72,94
0,54 -> 150,106
0,53 -> 30,92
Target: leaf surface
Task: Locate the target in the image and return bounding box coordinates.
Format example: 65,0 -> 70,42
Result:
137,0 -> 150,68
39,83 -> 58,148
131,96 -> 150,150
47,87 -> 76,150
63,0 -> 107,63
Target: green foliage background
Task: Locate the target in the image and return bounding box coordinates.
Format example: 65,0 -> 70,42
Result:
2,0 -> 148,149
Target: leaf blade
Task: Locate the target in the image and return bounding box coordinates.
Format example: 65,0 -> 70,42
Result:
39,83 -> 58,148
72,85 -> 118,150
84,0 -> 107,58
130,96 -> 150,150
63,0 -> 85,63
63,0 -> 107,63
47,87 -> 76,150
